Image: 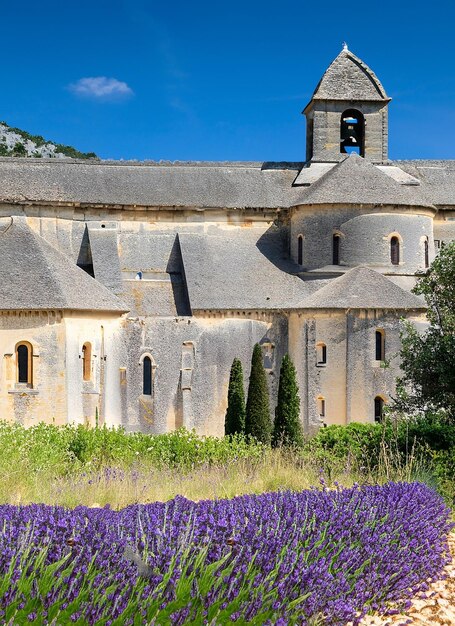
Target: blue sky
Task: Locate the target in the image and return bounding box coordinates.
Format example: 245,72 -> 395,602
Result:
2,0 -> 454,161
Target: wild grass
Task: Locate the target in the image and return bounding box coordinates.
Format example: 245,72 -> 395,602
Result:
0,419 -> 452,509
0,421 -> 452,624
2,444 -> 435,510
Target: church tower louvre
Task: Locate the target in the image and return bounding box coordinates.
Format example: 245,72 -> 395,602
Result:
303,44 -> 391,163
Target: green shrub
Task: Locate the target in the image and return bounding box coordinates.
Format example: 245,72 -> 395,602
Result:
245,344 -> 272,444
225,358 -> 246,436
272,354 -> 303,448
0,422 -> 265,478
304,415 -> 455,504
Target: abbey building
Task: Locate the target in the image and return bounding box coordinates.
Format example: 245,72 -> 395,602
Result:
1,47 -> 453,433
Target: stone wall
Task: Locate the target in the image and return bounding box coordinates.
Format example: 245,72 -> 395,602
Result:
0,311 -> 67,425
434,212 -> 455,249
306,101 -> 389,163
118,313 -> 287,436
290,206 -> 434,273
0,204 -> 449,434
64,314 -> 124,427
289,309 -> 424,433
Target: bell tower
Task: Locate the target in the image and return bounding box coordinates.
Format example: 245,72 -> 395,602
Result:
303,45 -> 391,163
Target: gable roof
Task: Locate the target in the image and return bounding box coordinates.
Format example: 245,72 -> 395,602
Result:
393,160 -> 455,206
0,217 -> 128,312
0,157 -> 452,210
298,266 -> 426,310
309,48 -> 389,103
294,154 -> 434,208
0,158 -> 303,210
178,226 -> 316,310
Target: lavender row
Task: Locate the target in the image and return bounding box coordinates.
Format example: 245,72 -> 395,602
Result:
0,482 -> 452,625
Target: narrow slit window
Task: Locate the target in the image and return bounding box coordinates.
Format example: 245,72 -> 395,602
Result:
82,343 -> 92,381
332,234 -> 340,265
375,330 -> 385,361
390,236 -> 400,265
424,237 -> 429,268
316,343 -> 327,366
297,235 -> 303,266
374,397 -> 384,423
143,356 -> 152,396
318,397 -> 326,418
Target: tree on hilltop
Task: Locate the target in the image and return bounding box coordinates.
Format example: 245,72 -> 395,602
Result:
272,354 -> 304,448
245,344 -> 272,444
225,358 -> 246,436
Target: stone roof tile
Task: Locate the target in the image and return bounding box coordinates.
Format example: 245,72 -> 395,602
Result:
0,158 -> 302,209
394,160 -> 455,206
178,227 -> 314,310
309,48 -> 389,102
298,266 -> 426,310
0,217 -> 128,312
0,157 -> 451,209
293,154 -> 435,208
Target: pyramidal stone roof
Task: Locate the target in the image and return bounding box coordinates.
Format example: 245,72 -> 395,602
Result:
310,47 -> 389,102
298,266 -> 426,310
0,217 -> 127,312
294,154 -> 434,208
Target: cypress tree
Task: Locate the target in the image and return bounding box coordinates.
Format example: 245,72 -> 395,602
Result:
272,354 -> 304,448
224,358 -> 246,436
245,344 -> 272,444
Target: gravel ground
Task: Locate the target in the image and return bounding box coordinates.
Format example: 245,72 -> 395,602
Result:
357,532 -> 455,626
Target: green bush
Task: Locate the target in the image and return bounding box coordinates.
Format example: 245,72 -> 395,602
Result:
225,358 -> 246,436
245,344 -> 272,444
0,422 -> 265,477
272,354 -> 303,448
304,415 -> 455,503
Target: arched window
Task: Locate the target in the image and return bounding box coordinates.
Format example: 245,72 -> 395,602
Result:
424,237 -> 429,268
390,236 -> 400,265
297,235 -> 303,266
16,342 -> 33,386
143,356 -> 152,396
375,330 -> 385,362
316,343 -> 327,366
374,396 -> 385,423
340,109 -> 364,156
82,343 -> 92,381
332,234 -> 340,265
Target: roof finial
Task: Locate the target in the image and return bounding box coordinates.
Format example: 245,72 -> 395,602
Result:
342,41 -> 348,51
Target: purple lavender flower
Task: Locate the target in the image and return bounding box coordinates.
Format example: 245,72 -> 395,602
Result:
0,482 -> 451,625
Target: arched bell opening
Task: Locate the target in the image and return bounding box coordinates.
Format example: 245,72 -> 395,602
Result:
340,109 -> 365,156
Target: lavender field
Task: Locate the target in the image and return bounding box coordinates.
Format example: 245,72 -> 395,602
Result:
0,482 -> 452,625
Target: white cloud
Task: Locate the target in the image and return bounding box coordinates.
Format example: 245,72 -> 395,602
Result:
68,77 -> 133,99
